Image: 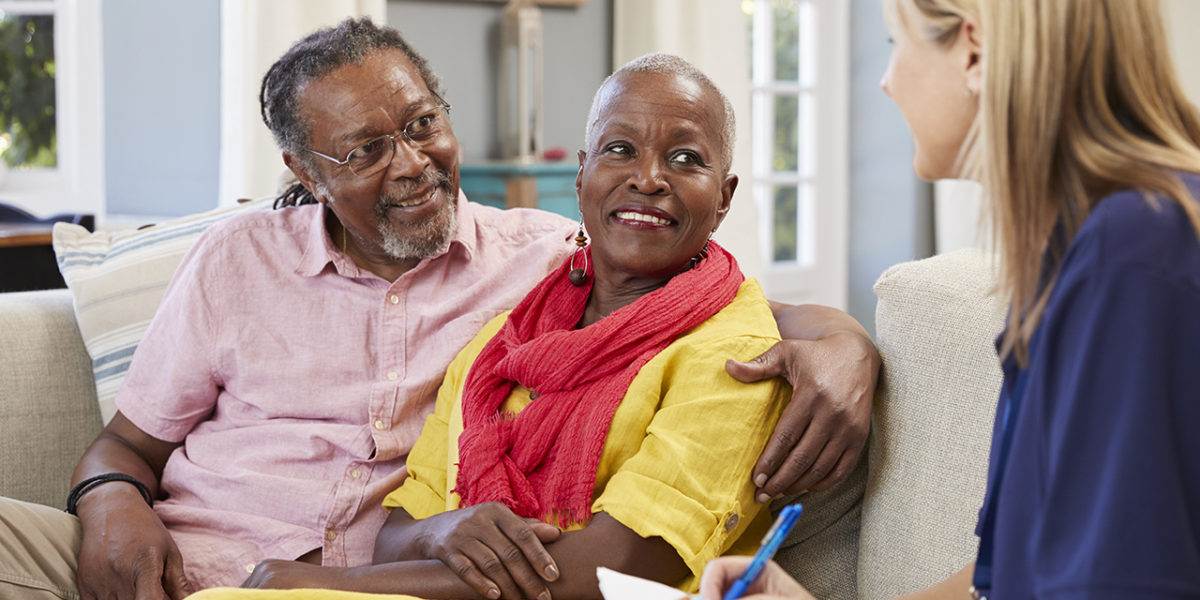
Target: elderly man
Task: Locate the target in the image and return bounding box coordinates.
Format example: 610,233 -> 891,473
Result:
0,18 -> 875,600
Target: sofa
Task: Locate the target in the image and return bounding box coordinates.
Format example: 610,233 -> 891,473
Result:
0,197 -> 1008,599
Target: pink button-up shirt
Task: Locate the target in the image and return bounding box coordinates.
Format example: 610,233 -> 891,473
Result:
115,192 -> 574,589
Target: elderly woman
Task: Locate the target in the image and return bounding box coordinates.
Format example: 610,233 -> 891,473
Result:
192,54 -> 792,600
701,0 -> 1200,599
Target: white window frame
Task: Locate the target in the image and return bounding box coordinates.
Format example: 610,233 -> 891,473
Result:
0,0 -> 103,218
749,0 -> 848,309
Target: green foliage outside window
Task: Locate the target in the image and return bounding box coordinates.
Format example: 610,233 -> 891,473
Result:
0,14 -> 57,168
748,1 -> 803,262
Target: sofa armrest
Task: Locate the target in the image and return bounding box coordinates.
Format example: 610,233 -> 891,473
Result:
857,249 -> 1007,600
0,289 -> 102,508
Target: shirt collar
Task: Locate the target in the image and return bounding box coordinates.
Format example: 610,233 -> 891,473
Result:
294,190 -> 476,278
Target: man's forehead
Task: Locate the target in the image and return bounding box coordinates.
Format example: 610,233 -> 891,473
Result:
309,49 -> 428,101
298,49 -> 435,139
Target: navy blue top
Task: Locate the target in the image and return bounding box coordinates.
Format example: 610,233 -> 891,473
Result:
977,175 -> 1200,599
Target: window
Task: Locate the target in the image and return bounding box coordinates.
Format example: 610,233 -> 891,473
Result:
0,0 -> 102,218
745,0 -> 848,308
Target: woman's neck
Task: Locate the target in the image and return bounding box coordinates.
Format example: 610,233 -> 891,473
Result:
579,270 -> 671,328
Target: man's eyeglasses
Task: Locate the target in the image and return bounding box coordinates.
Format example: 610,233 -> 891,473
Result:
308,97 -> 452,178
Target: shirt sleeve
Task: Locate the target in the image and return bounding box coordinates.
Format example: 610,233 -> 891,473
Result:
113,229 -> 225,442
591,332 -> 787,585
1020,263 -> 1200,598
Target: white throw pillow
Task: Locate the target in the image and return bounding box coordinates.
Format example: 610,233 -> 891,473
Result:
52,197 -> 275,423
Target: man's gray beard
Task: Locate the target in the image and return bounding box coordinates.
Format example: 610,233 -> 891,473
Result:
315,175 -> 458,263
376,192 -> 457,261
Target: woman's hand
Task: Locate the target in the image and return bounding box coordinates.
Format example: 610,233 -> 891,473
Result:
241,560 -> 346,589
698,556 -> 816,600
416,502 -> 562,600
727,326 -> 878,501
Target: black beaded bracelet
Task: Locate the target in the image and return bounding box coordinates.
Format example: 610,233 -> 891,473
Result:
66,473 -> 154,515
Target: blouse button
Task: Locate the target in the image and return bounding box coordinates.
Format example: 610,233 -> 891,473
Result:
724,513 -> 740,531
389,294 -> 400,305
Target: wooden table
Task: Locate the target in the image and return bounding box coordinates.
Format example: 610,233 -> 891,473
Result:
0,223 -> 55,248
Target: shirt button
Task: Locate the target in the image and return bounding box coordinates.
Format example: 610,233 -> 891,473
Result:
351,469 -> 362,479
389,294 -> 399,305
725,513 -> 740,531
387,371 -> 398,381
325,529 -> 337,541
374,419 -> 385,430
245,562 -> 256,573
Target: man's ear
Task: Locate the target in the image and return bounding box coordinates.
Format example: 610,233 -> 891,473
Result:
961,17 -> 983,95
283,153 -> 325,204
713,173 -> 738,231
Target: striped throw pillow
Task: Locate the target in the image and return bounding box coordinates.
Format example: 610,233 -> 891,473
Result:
52,197 -> 275,423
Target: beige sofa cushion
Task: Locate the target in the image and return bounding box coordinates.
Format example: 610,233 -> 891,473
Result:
857,249 -> 1007,600
0,289 -> 102,508
51,198 -> 273,423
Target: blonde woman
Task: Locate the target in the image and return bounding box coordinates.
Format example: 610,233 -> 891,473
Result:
702,0 -> 1200,598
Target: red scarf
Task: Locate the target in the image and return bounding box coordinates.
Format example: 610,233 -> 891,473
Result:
454,241 -> 744,525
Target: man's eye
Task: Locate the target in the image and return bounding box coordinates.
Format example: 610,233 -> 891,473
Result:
407,113 -> 437,137
348,138 -> 387,161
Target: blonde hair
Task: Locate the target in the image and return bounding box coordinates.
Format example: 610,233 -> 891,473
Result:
897,0 -> 1200,364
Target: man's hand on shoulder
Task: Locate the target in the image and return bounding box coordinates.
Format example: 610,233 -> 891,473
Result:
729,303 -> 880,501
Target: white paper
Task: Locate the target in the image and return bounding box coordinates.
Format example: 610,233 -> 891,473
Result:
596,566 -> 702,600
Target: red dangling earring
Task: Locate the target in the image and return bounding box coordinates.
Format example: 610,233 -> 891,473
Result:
568,222 -> 588,286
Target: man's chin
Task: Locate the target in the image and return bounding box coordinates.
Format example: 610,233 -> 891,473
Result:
377,194 -> 457,262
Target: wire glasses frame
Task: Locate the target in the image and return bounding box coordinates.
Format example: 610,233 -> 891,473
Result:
307,94 -> 452,178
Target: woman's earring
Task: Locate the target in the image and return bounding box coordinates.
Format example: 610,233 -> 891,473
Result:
568,221 -> 589,286
690,238 -> 711,268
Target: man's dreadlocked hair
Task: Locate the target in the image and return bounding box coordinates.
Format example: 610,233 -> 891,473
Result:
260,17 -> 442,208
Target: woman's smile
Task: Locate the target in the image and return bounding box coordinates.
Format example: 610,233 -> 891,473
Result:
611,205 -> 677,229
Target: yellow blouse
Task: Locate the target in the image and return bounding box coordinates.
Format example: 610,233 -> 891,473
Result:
187,279 -> 786,600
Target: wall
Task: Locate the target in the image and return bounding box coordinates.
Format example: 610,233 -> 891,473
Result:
847,0 -> 932,336
1166,0 -> 1200,103
386,0 -> 611,161
102,0 -> 220,220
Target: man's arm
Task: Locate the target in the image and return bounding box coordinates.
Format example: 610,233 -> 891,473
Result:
71,411 -> 191,600
728,303 -> 879,501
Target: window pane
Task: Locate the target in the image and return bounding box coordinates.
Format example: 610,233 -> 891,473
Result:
799,92 -> 815,177
798,1 -> 816,87
772,185 -> 798,262
0,13 -> 56,168
772,0 -> 799,81
773,94 -> 797,172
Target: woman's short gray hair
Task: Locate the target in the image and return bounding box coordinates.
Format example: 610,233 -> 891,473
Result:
584,53 -> 736,174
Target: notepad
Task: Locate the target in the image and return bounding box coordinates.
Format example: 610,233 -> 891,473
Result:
596,567 -> 702,600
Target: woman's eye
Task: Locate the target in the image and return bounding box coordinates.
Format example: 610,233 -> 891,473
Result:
670,151 -> 702,166
604,143 -> 632,156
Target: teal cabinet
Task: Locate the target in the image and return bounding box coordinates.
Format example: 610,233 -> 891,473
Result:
459,161 -> 580,219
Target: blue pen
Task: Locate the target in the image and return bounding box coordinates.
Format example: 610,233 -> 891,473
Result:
722,503 -> 803,600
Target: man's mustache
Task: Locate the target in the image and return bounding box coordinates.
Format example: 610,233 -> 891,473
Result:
379,169 -> 454,209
